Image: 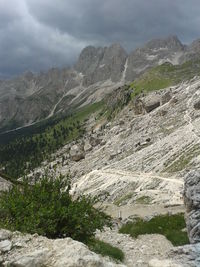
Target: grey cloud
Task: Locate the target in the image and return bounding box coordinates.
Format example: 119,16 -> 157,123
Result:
1,0 -> 200,77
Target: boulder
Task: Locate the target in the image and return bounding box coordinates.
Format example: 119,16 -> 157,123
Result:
142,94 -> 161,113
70,144 -> 85,162
0,229 -> 12,241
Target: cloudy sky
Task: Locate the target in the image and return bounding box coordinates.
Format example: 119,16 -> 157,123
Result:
1,0 -> 200,78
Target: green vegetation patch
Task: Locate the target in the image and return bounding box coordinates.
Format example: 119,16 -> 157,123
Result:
0,173 -> 111,243
0,101 -> 104,178
119,213 -> 189,246
87,239 -> 124,262
134,196 -> 152,204
130,60 -> 200,99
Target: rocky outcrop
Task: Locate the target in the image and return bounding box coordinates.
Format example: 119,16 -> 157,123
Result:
170,244 -> 200,267
0,229 -> 125,267
0,176 -> 11,192
142,93 -> 161,113
184,170 -> 200,244
70,144 -> 85,162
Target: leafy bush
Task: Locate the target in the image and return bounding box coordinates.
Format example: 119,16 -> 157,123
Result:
0,173 -> 111,243
88,239 -> 124,262
119,213 -> 189,246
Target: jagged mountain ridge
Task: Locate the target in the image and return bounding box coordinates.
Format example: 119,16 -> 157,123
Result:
1,35 -> 200,132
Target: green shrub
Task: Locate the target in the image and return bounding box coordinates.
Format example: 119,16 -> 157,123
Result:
87,239 -> 124,262
0,173 -> 111,243
119,213 -> 189,246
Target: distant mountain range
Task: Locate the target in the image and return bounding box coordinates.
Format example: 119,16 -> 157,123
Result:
1,35 -> 200,132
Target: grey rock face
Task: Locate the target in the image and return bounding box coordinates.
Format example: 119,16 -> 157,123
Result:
0,68 -> 78,131
10,249 -> 51,267
184,170 -> 200,243
75,46 -> 105,75
144,35 -> 184,51
75,44 -> 127,86
0,240 -> 12,252
2,230 -> 125,267
125,35 -> 184,82
180,39 -> 200,62
161,91 -> 172,105
170,243 -> 200,267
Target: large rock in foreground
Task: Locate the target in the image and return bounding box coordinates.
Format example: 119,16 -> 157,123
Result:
0,229 -> 125,267
184,170 -> 200,243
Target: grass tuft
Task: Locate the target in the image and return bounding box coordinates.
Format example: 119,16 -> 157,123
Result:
87,239 -> 125,262
119,213 -> 189,246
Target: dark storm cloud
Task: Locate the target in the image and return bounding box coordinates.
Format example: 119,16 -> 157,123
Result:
1,0 -> 200,77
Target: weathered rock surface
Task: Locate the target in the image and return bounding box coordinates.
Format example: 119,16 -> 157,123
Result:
0,176 -> 11,192
184,170 -> 200,243
169,244 -> 200,267
1,230 -> 125,267
0,240 -> 12,252
71,169 -> 183,207
148,258 -> 182,267
75,44 -> 127,86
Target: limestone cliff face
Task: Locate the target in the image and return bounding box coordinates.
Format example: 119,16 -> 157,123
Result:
75,44 -> 127,86
184,170 -> 200,244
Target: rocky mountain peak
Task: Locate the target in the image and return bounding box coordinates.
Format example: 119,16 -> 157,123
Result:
188,38 -> 200,52
75,43 -> 127,86
23,71 -> 34,81
144,35 -> 184,51
75,46 -> 105,75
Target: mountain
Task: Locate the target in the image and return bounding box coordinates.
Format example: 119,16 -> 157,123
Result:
1,35 -> 200,132
1,35 -> 200,266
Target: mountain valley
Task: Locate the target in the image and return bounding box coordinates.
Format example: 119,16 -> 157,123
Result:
0,36 -> 200,266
